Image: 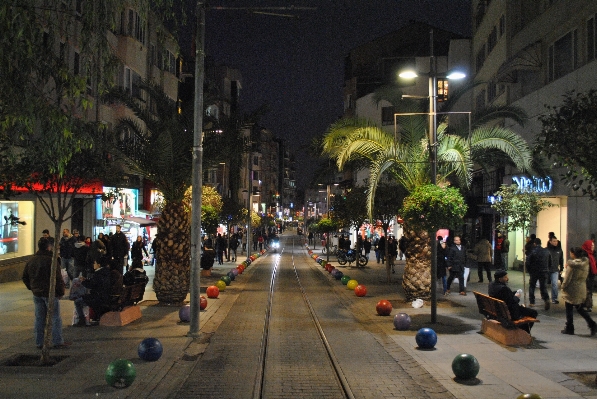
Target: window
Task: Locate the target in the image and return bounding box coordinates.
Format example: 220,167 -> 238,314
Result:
548,30 -> 578,81
487,81 -> 497,103
588,15 -> 596,62
161,50 -> 176,74
476,45 -> 486,72
487,26 -> 498,53
476,90 -> 486,109
381,106 -> 396,126
437,79 -> 449,102
122,66 -> 131,93
131,71 -> 142,100
499,15 -> 505,37
121,9 -> 145,45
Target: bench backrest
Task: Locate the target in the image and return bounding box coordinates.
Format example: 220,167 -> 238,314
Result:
110,282 -> 146,310
473,291 -> 515,327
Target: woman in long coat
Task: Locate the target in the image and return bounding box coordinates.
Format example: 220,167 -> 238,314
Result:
561,246 -> 597,335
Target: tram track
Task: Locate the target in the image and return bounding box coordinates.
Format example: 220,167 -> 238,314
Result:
252,237 -> 354,399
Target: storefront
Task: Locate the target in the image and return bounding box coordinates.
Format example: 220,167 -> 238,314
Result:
0,200 -> 35,261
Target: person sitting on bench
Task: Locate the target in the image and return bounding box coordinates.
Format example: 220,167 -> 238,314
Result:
488,269 -> 538,333
74,257 -> 111,326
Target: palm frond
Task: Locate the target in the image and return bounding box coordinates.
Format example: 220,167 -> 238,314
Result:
470,126 -> 533,172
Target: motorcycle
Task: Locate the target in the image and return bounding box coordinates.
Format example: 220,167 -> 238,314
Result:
336,248 -> 368,267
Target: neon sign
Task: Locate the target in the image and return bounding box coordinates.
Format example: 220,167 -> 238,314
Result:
512,175 -> 553,194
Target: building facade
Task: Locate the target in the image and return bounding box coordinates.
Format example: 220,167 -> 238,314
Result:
472,0 -> 597,264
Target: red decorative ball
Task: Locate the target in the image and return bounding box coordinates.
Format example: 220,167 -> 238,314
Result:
206,286 -> 220,299
376,300 -> 393,316
200,295 -> 208,310
354,284 -> 367,297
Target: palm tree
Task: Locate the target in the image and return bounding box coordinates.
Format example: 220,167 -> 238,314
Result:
106,81 -> 194,304
322,86 -> 533,299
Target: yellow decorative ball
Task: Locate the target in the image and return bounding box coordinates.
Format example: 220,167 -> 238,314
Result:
346,279 -> 359,290
215,280 -> 226,291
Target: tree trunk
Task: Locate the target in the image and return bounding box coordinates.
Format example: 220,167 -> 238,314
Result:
402,228 -> 431,301
153,202 -> 191,304
40,223 -> 63,364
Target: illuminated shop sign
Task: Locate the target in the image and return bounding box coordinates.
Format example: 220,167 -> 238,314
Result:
512,175 -> 553,194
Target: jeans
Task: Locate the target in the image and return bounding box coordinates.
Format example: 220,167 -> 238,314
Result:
477,262 -> 492,282
62,257 -> 75,280
440,276 -> 447,293
33,295 -> 64,347
529,272 -> 549,304
501,253 -> 508,270
549,271 -> 559,301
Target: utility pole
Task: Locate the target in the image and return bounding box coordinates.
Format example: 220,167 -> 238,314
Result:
188,3 -> 315,337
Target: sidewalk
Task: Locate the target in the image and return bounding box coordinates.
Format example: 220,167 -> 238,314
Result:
1,243 -> 597,399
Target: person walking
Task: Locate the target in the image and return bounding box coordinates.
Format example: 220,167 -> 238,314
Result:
363,237 -> 372,261
111,225 -> 130,274
215,233 -> 227,265
527,238 -> 551,310
561,246 -> 597,335
72,230 -> 88,278
387,236 -> 398,273
130,235 -> 148,269
582,239 -> 597,312
473,236 -> 493,283
446,235 -> 467,295
500,232 -> 510,270
437,238 -> 448,295
547,235 -> 564,304
377,235 -> 386,264
398,235 -> 407,260
22,238 -> 69,349
59,229 -> 76,286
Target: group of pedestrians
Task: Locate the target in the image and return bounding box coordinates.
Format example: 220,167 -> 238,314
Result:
485,233 -> 597,337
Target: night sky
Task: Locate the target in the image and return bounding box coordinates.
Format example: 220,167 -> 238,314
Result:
201,0 -> 472,189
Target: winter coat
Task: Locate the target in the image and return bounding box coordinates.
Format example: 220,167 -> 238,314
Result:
472,239 -> 493,263
82,266 -> 112,314
86,239 -> 107,266
561,257 -> 589,305
59,235 -> 76,259
22,249 -> 65,297
130,240 -> 148,261
527,246 -> 551,274
547,245 -> 564,273
446,245 -> 467,273
111,231 -> 130,259
488,280 -> 523,320
436,243 -> 447,278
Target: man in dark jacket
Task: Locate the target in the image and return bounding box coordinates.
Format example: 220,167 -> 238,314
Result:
527,237 -> 552,310
59,228 -> 76,284
22,238 -> 68,348
488,270 -> 538,333
111,225 -> 130,273
547,235 -> 564,304
446,235 -> 467,295
74,258 -> 112,325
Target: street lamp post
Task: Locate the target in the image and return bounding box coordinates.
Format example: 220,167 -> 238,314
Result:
397,29 -> 466,324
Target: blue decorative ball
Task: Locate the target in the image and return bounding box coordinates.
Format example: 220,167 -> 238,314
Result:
415,328 -> 437,349
138,338 -> 163,362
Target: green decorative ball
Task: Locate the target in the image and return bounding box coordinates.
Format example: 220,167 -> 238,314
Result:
220,275 -> 231,286
451,353 -> 480,380
105,359 -> 136,388
340,275 -> 351,285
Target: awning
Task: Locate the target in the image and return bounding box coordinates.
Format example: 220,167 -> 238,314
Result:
122,217 -> 157,227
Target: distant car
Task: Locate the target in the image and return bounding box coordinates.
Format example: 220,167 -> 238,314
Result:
270,237 -> 280,252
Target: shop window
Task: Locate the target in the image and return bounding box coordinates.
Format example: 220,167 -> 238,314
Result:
437,79 -> 449,102
0,201 -> 35,260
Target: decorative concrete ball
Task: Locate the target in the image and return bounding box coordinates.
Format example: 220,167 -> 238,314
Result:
215,280 -> 227,292
451,353 -> 480,380
178,304 -> 191,322
340,275 -> 351,285
376,300 -> 393,316
346,279 -> 359,290
354,284 -> 367,297
220,275 -> 231,286
105,359 -> 136,388
327,265 -> 335,274
230,268 -> 239,277
236,265 -> 245,274
393,313 -> 411,330
415,328 -> 437,349
516,395 -> 543,399
138,338 -> 163,362
330,268 -> 339,277
226,271 -> 236,281
333,270 -> 344,280
200,295 -> 208,310
206,285 -> 220,299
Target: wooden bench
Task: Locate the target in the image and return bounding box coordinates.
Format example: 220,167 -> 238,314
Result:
473,291 -> 539,346
100,282 -> 146,327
